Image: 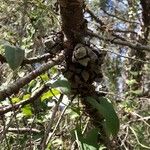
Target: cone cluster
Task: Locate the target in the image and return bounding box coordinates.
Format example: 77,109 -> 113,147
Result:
63,43 -> 105,93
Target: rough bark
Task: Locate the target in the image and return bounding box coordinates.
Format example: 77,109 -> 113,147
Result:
59,0 -> 86,44
140,0 -> 150,27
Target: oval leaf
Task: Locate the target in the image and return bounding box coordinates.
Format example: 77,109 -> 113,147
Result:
87,97 -> 120,137
41,89 -> 60,101
75,127 -> 99,150
21,105 -> 32,116
4,44 -> 25,70
51,79 -> 71,94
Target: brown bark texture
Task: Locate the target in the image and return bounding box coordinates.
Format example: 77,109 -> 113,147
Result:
59,0 -> 86,44
140,0 -> 150,27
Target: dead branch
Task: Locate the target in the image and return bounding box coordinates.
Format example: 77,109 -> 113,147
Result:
86,9 -> 150,52
0,127 -> 40,134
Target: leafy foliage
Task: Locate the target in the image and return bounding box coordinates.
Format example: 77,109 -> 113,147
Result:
87,97 -> 120,137
75,127 -> 101,150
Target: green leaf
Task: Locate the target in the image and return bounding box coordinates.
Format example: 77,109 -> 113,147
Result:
99,145 -> 107,150
40,73 -> 49,81
23,94 -> 31,100
11,97 -> 20,103
82,144 -> 97,150
67,108 -> 80,119
27,80 -> 37,93
4,44 -> 25,70
85,128 -> 99,146
51,79 -> 71,94
21,105 -> 32,116
41,89 -> 60,101
87,97 -> 120,137
126,79 -> 137,85
130,71 -> 139,76
75,127 -> 99,150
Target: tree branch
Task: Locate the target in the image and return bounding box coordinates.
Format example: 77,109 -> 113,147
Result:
0,85 -> 49,115
102,9 -> 139,24
86,31 -> 150,52
0,53 -> 53,65
86,8 -> 150,52
0,52 -> 64,101
85,7 -> 104,26
0,127 -> 40,134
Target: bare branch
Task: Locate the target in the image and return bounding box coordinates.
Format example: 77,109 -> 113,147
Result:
113,29 -> 137,35
85,9 -> 150,52
86,31 -> 150,52
0,53 -> 53,65
22,53 -> 53,65
0,127 -> 40,134
102,9 -> 139,24
85,7 -> 104,26
45,95 -> 76,146
40,94 -> 64,150
97,47 -> 150,64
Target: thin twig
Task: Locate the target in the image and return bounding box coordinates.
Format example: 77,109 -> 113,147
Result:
102,9 -> 139,24
0,112 -> 19,142
100,47 -> 150,64
8,97 -> 21,148
86,31 -> 150,52
45,95 -> 75,147
40,94 -> 64,150
86,8 -> 138,35
129,126 -> 150,149
0,127 -> 40,134
85,7 -> 104,26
